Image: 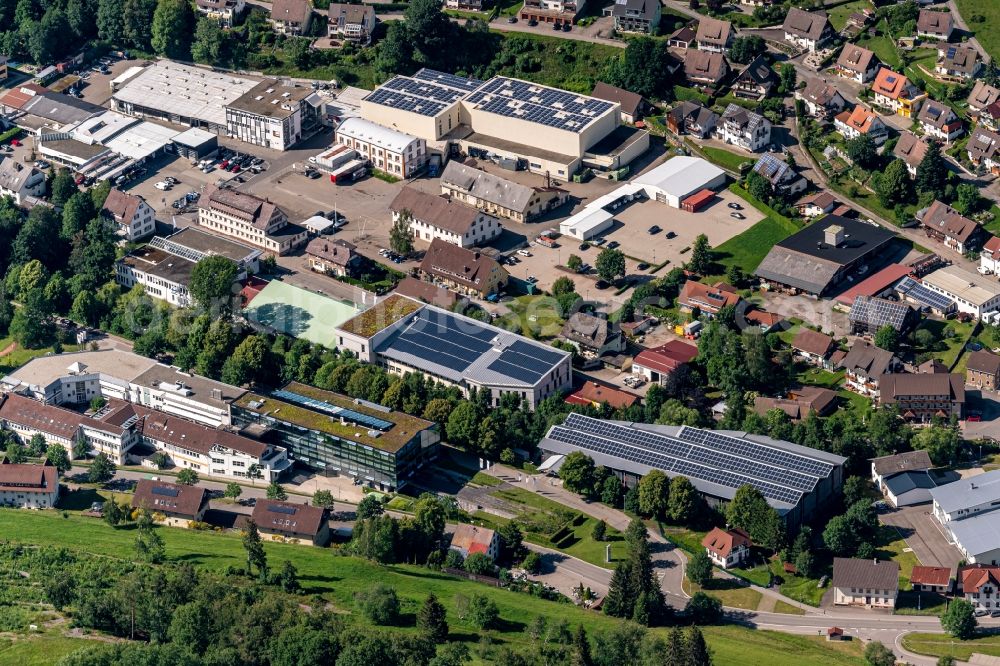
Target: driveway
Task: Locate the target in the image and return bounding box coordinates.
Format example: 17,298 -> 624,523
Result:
879,505 -> 964,569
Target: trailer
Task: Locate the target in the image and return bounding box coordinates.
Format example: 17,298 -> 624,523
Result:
329,159 -> 367,184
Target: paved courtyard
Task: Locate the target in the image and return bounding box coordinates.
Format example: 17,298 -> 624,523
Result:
879,504 -> 964,569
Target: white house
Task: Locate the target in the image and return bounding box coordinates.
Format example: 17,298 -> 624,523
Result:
0,461 -> 59,509
389,185 -> 501,248
102,188 -> 156,242
982,236 -> 1000,275
335,117 -> 426,179
718,104 -> 771,152
783,8 -> 833,53
0,158 -> 45,205
922,265 -> 1000,319
832,557 -> 899,608
702,527 -> 752,569
961,566 -> 1000,610
450,523 -> 500,562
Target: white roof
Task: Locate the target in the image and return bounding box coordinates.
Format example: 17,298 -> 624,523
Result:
923,264 -> 1000,307
172,127 -> 217,147
71,111 -> 140,145
111,65 -> 147,87
932,469 -> 1000,514
104,122 -> 180,160
336,117 -> 419,153
633,156 -> 726,197
112,61 -> 259,127
560,208 -> 613,237
302,215 -> 334,233
947,510 -> 1000,559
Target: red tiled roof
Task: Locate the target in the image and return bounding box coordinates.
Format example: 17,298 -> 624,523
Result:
678,280 -> 741,313
0,83 -> 46,111
834,263 -> 913,306
984,235 -> 1000,254
633,340 -> 698,375
910,565 -> 951,587
702,526 -> 751,558
961,565 -> 1000,594
565,382 -> 638,409
252,498 -> 327,538
0,460 -> 57,493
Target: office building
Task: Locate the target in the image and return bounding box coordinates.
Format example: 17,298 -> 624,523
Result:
225,79 -> 324,150
198,185 -> 307,255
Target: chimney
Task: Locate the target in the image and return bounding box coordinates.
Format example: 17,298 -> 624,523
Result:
873,558 -> 878,565
824,225 -> 845,247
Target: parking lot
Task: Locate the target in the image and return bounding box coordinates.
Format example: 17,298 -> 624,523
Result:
879,504 -> 964,569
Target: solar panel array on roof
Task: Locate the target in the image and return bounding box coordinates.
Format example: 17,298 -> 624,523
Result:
390,309 -> 496,372
268,504 -> 298,515
152,485 -> 180,497
896,276 -> 956,311
271,389 -> 395,431
412,68 -> 483,94
848,295 -> 911,329
464,77 -> 614,133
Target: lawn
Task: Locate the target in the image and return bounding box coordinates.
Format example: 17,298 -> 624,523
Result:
776,572 -> 827,607
773,600 -> 806,615
673,85 -> 709,104
875,525 -> 919,589
857,27 -> 902,69
913,318 -> 977,369
525,515 -> 625,569
827,0 -> 873,31
956,0 -> 1000,64
504,295 -> 566,339
683,578 -> 763,611
701,147 -> 753,173
0,634 -> 95,665
471,471 -> 502,487
709,216 -> 798,280
0,338 -> 85,376
902,632 -> 1000,660
796,366 -> 845,391
0,510 -> 871,664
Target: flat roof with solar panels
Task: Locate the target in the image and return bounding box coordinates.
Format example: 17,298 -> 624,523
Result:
463,76 -> 617,134
895,276 -> 957,313
540,413 -> 845,522
363,68 -> 482,117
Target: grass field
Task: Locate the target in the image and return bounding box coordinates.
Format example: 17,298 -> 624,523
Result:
683,578 -> 763,611
471,472 -> 503,487
956,0 -> 1000,63
796,366 -> 845,391
709,216 -> 798,280
505,295 -> 566,339
773,600 -> 806,615
701,147 -> 753,173
0,338 -> 85,376
0,509 -> 869,665
858,26 -> 902,68
827,0 -> 872,30
902,632 -> 1000,660
0,634 -> 94,665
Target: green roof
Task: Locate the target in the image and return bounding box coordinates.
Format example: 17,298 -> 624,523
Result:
243,280 -> 361,347
337,294 -> 422,338
234,381 -> 435,454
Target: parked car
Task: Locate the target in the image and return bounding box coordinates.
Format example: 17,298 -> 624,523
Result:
516,249 -> 532,257
307,170 -> 321,179
154,181 -> 171,191
968,413 -> 983,422
552,22 -> 561,30
976,609 -> 989,617
637,262 -> 650,270
665,231 -> 676,239
9,139 -> 20,147
730,212 -> 745,220
647,225 -> 661,235
507,16 -> 517,23
607,241 -> 620,249
528,18 -> 537,25
595,279 -> 610,289
562,22 -> 571,31
728,202 -> 742,210
164,176 -> 178,185
527,275 -> 538,283
578,243 -> 589,251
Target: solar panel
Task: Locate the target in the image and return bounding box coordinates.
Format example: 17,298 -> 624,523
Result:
464,77 -> 614,133
152,485 -> 179,497
270,389 -> 395,431
674,426 -> 833,477
412,68 -> 483,94
507,339 -> 567,366
487,358 -> 544,384
267,504 -> 297,515
849,295 -> 910,329
896,276 -> 956,312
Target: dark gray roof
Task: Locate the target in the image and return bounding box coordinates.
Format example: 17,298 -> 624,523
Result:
833,557 -> 899,590
884,470 -> 936,496
872,450 -> 933,476
440,161 -> 536,213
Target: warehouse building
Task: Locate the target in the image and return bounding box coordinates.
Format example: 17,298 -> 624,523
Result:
334,117 -> 427,178
335,295 -> 572,409
225,79 -> 324,150
539,413 -> 846,530
231,382 -> 440,491
921,264 -> 1000,319
932,470 -> 1000,566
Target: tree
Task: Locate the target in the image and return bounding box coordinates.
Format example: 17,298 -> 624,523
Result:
312,489 -> 334,508
5,441 -> 26,464
497,521 -> 523,562
600,475 -> 623,507
151,0 -> 193,58
637,469 -> 670,518
134,510 -> 166,563
686,625 -> 712,666
358,584 -> 401,625
103,495 -> 126,527
522,550 -> 541,574
941,598 -> 977,639
745,170 -> 773,204
667,476 -> 698,526
88,453 -> 116,483
823,514 -> 858,556
464,552 -> 494,575
390,210 -> 415,255
70,290 -> 100,328
224,483 -> 242,500
28,434 -> 47,457
729,35 -> 764,64
45,443 -> 71,474
592,519 -> 608,542
603,37 -> 674,99
687,549 -> 713,587
190,255 -> 238,313
913,425 -> 961,466
560,451 -> 596,495
794,549 -> 815,578
10,299 -> 53,349
222,335 -> 271,386
863,641 -> 896,666
266,481 -> 288,500
954,183 -> 985,216
176,469 -> 199,485
845,133 -> 877,169
50,169 -> 79,206
168,601 -> 212,654
72,436 -> 91,461
552,276 -> 576,296
916,140 -> 947,200
566,254 -> 583,272
874,325 -> 900,352
687,235 -> 712,275
467,594 -> 499,629
418,593 -> 448,642
151,452 -> 168,470
242,518 -> 268,577
595,248 -> 626,282
357,494 -> 385,519
191,16 -> 224,63
778,63 -> 796,95
445,401 -> 478,448
685,592 -> 722,625
843,476 -> 870,507
873,159 -> 912,207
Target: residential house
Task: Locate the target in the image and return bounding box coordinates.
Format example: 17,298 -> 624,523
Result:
695,17 -> 733,53
446,0 -> 481,9
592,82 -> 650,124
0,460 -> 59,509
754,386 -> 839,420
918,199 -> 986,254
839,340 -> 899,397
893,132 -> 930,177
560,313 -> 626,356
936,44 -> 981,81
450,523 -> 500,561
833,105 -> 888,145
565,381 -> 638,409
439,161 -> 567,224
783,8 -> 833,53
390,186 -> 502,249
419,238 -> 508,298
732,55 -> 779,101
667,101 -> 718,138
605,0 -> 660,34
304,238 -> 362,277
960,565 -> 1000,610
131,479 -> 208,527
677,280 -> 741,316
848,296 -> 917,337
966,350 -> 1000,390
667,24 -> 696,49
751,153 -> 807,197
795,191 -> 838,218
683,49 -> 730,89
702,527 -> 752,569
269,0 -> 313,35
968,125 -> 1000,174
327,3 -> 376,43
980,101 -> 1000,132
917,9 -> 953,40
832,557 -> 899,608
518,0 -> 585,26
879,373 -> 965,422
195,0 -> 245,27
968,81 -> 1000,117
835,44 -> 881,84
198,184 -> 307,256
631,340 -> 698,385
795,77 -> 847,119
910,566 -> 952,594
0,158 -> 45,205
792,328 -> 835,368
918,100 -> 964,142
335,117 -> 426,179
718,103 -> 771,152
871,68 -> 926,118
252,498 -> 329,546
982,235 -> 1000,275
101,188 -> 156,242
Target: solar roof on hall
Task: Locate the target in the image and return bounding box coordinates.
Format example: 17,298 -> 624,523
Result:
464,77 -> 615,133
364,71 -> 479,117
412,68 -> 483,94
541,413 -> 845,508
896,276 -> 956,312
374,306 -> 568,387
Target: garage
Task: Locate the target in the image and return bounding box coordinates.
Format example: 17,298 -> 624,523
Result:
632,156 -> 727,208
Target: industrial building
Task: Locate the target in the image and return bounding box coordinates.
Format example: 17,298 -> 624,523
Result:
922,264 -> 1000,319
335,295 -> 572,409
230,382 -> 440,491
225,79 -> 324,150
539,413 -> 846,530
334,117 -> 427,178
933,470 -> 1000,566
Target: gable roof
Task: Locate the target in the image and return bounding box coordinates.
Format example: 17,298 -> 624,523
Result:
633,340 -> 698,375
684,49 -> 729,82
848,295 -> 912,330
754,386 -> 838,419
669,101 -> 719,129
837,44 -> 878,75
872,68 -> 916,101
592,81 -> 645,118
271,0 -> 312,24
968,126 -> 1000,163
678,280 -> 741,312
961,565 -> 1000,594
390,186 -> 482,236
968,350 -> 1000,376
791,328 -> 834,357
253,498 -> 327,538
0,158 -> 43,194
328,2 -> 374,24
836,106 -> 882,134
799,77 -> 843,106
702,526 -> 751,558
920,200 -> 981,244
833,557 -> 899,590
695,16 -> 733,48
419,238 -> 506,291
838,340 -> 896,377
783,8 -> 830,41
132,479 -> 207,518
451,523 -> 497,555
939,45 -> 979,75
735,55 -> 778,89
917,9 -> 952,35
305,238 -> 357,266
102,187 -> 146,224
910,565 -> 951,588
968,81 -> 1000,110
871,450 -> 933,476
880,373 -> 964,405
393,276 -> 459,309
917,99 -> 961,131
440,161 -> 539,214
721,103 -> 766,133
0,460 -> 57,493
893,132 -> 930,169
561,312 -> 618,349
565,381 -> 638,409
201,184 -> 281,231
